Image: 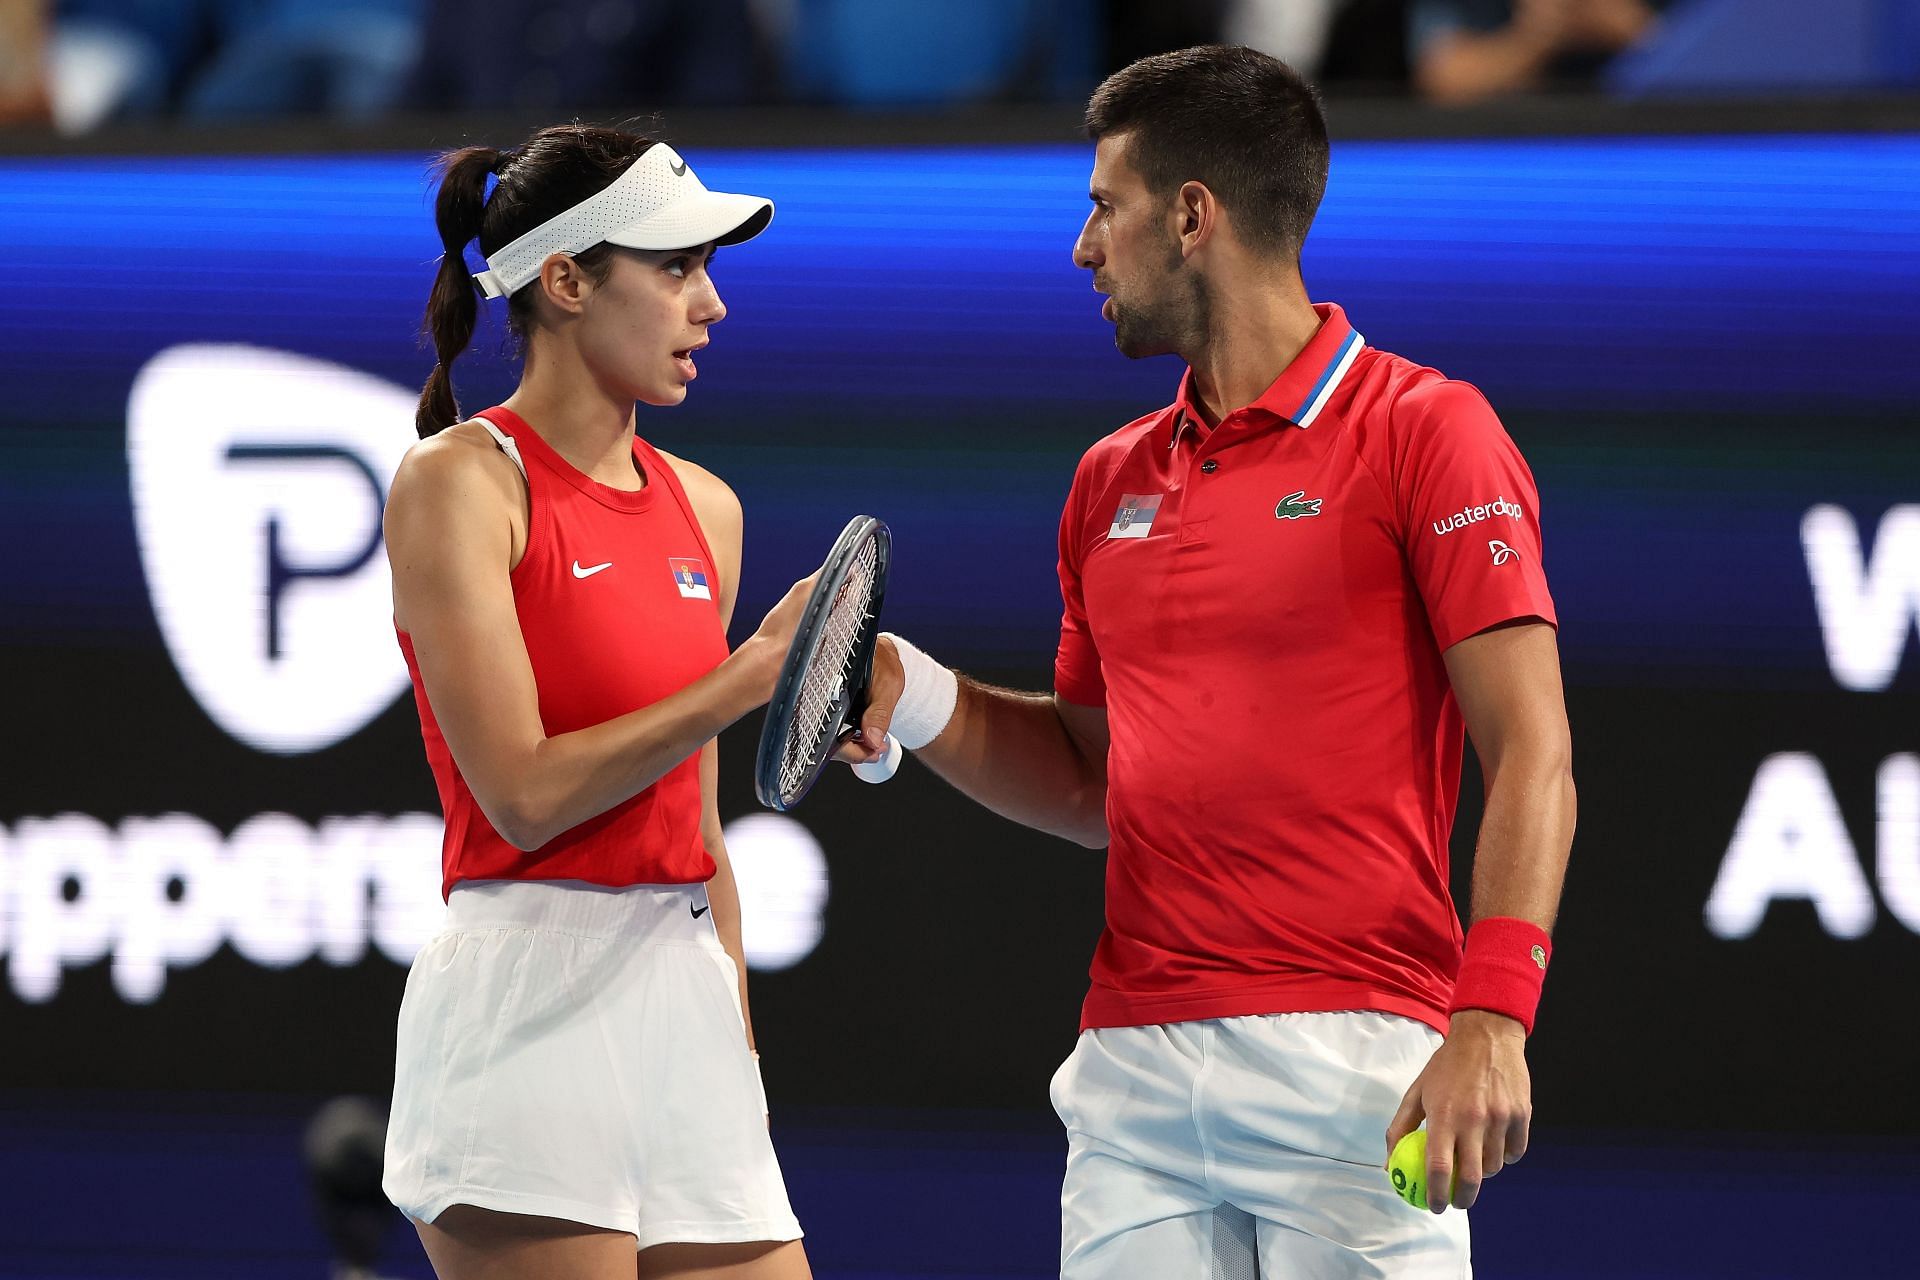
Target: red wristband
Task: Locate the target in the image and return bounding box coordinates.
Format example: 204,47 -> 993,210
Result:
1448,917 -> 1552,1035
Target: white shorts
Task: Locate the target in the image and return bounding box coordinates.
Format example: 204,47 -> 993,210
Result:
1050,1011 -> 1470,1279
382,879 -> 802,1251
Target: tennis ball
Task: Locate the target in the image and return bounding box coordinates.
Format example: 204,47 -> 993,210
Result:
1386,1128 -> 1455,1210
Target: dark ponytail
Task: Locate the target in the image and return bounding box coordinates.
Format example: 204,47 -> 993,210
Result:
414,124 -> 663,439
415,146 -> 501,438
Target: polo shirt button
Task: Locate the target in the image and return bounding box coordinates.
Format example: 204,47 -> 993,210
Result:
1200,459 -> 1219,474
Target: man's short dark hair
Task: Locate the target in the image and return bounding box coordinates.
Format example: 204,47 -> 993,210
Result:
1085,45 -> 1330,259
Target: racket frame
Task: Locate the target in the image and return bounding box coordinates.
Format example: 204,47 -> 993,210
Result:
754,514 -> 891,811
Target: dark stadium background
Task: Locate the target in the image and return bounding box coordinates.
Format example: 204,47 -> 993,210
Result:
1,99 -> 1914,1278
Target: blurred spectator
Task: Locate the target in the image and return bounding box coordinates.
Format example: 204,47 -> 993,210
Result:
1410,0 -> 1664,103
1108,1 -> 1408,92
49,0 -> 422,131
49,0 -> 199,128
1608,0 -> 1920,97
185,0 -> 421,120
1223,0 -> 1345,75
1,0 -> 53,124
405,0 -> 763,112
782,0 -> 1096,107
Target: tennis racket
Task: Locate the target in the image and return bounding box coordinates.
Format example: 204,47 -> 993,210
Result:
754,515 -> 891,811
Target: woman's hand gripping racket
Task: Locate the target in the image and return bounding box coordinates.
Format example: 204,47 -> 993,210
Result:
754,515 -> 894,811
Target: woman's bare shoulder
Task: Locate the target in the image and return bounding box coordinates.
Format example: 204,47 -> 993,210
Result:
653,447 -> 741,524
391,420 -> 524,512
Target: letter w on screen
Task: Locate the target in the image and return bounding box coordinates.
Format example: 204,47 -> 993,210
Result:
1803,504 -> 1920,693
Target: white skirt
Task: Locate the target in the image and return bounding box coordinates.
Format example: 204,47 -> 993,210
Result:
382,879 -> 803,1250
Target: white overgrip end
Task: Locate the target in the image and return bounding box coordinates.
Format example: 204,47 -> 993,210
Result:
850,732 -> 903,784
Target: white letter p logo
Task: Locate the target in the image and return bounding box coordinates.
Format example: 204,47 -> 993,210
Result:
128,345 -> 416,754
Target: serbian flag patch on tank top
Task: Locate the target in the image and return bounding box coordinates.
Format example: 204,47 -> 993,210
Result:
669,557 -> 712,600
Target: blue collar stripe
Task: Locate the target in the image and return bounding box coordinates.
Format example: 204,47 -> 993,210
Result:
1291,328 -> 1364,428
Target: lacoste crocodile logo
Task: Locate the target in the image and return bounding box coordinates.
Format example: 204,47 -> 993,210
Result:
1274,491 -> 1323,520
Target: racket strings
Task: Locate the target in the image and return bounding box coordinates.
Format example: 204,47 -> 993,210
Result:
778,538 -> 879,797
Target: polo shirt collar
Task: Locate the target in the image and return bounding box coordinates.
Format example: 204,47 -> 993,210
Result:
1169,302 -> 1366,444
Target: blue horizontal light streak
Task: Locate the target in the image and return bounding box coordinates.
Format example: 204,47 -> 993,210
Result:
1,136 -> 1916,682
2,137 -> 1917,418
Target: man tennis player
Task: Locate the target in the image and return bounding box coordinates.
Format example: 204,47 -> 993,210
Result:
841,45 -> 1575,1277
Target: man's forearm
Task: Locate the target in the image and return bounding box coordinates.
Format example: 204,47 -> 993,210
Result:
1467,748 -> 1576,928
914,676 -> 1108,848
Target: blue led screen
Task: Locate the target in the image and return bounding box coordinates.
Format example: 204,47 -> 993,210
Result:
3,137 -> 1917,685
0,135 -> 1916,1136
6,137 -> 1919,416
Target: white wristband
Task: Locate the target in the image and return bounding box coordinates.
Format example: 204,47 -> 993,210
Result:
882,633 -> 957,749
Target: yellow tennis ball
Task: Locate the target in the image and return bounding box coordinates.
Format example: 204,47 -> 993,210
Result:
1387,1128 -> 1454,1210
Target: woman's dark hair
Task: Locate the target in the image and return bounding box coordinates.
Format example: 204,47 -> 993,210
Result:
417,123 -> 662,437
1085,45 -> 1329,261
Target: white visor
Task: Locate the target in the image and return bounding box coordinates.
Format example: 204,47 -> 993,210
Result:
472,144 -> 773,299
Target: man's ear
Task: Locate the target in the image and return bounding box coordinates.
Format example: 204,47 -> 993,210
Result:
1175,180 -> 1218,259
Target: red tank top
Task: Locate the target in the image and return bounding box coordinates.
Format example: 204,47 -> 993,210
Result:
398,406 -> 729,899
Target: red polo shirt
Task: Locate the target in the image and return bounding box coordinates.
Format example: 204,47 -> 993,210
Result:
1054,303 -> 1556,1033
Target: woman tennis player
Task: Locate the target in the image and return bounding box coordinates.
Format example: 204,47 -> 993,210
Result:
381,123 -> 816,1280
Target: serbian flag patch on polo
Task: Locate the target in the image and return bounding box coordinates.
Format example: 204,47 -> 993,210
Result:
1109,493 -> 1163,540
668,557 -> 712,600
